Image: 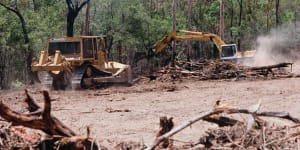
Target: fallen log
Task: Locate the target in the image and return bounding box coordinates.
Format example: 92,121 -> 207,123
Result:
249,62 -> 293,71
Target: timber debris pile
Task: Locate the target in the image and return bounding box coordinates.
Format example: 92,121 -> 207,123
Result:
197,122 -> 300,149
154,59 -> 296,81
147,100 -> 300,150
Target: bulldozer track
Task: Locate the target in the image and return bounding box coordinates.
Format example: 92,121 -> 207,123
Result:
72,63 -> 113,89
37,71 -> 53,88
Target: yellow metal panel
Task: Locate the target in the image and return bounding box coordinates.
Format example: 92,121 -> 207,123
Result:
53,51 -> 62,65
31,65 -> 64,72
38,51 -> 48,65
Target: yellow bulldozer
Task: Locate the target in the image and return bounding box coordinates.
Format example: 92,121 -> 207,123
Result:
31,36 -> 132,90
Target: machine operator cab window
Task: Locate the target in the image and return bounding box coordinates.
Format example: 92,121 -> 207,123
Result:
220,44 -> 237,60
82,37 -> 97,59
48,39 -> 80,56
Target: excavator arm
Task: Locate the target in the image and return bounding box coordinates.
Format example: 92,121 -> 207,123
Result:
148,30 -> 244,61
179,30 -> 226,51
149,30 -> 227,57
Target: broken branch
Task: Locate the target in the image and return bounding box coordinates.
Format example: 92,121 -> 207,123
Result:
0,91 -> 75,136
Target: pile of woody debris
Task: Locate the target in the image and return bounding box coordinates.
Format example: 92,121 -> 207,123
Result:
196,122 -> 300,149
0,121 -> 41,149
146,100 -> 300,150
154,59 -> 296,81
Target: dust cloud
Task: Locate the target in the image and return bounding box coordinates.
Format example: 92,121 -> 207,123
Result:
249,23 -> 299,67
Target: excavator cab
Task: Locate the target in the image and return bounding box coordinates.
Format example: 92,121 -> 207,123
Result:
220,44 -> 238,60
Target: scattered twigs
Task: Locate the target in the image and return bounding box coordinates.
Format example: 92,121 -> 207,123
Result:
224,131 -> 244,149
104,107 -> 131,113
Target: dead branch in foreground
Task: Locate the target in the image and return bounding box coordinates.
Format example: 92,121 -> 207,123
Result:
146,101 -> 300,150
0,90 -> 100,150
0,90 -> 75,136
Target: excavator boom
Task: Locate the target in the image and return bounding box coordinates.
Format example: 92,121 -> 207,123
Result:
150,30 -> 255,61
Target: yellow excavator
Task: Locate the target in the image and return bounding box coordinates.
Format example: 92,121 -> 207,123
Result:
149,30 -> 256,61
31,36 -> 132,90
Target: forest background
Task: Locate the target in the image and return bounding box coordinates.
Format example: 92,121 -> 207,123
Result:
0,0 -> 299,89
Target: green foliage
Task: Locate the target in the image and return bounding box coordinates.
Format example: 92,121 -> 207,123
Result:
0,0 -> 300,88
11,79 -> 24,88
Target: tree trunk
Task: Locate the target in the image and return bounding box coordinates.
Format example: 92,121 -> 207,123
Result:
0,2 -> 34,84
294,0 -> 297,49
229,1 -> 234,39
238,0 -> 243,50
66,0 -> 90,37
266,0 -> 273,32
171,0 -> 176,67
84,0 -> 90,36
219,0 -> 225,40
275,0 -> 280,27
187,0 -> 192,61
67,14 -> 76,37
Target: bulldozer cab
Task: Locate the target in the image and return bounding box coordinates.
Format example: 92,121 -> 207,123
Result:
47,36 -> 107,66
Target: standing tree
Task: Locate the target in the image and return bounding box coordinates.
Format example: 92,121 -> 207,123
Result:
66,0 -> 90,37
0,0 -> 34,84
171,0 -> 176,67
219,0 -> 224,40
238,0 -> 243,50
83,0 -> 90,35
275,0 -> 280,27
187,0 -> 192,61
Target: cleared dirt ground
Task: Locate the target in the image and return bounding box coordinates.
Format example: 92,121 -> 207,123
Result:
1,75 -> 300,148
